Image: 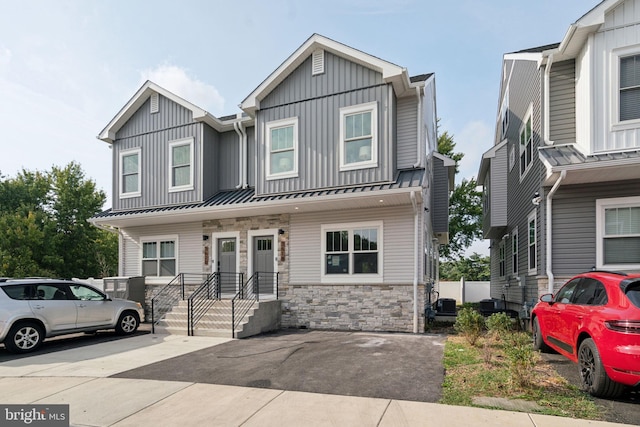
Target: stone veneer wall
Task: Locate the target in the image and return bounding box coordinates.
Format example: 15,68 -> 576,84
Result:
279,283 -> 425,333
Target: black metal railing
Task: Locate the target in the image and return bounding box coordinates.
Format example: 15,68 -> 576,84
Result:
232,272 -> 279,338
188,272 -> 244,336
150,273 -> 210,333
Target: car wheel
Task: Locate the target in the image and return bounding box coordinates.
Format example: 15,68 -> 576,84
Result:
532,317 -> 551,352
578,338 -> 625,398
115,311 -> 139,335
4,322 -> 44,354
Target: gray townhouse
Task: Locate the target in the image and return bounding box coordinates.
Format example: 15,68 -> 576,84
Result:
478,0 -> 640,320
90,34 -> 454,336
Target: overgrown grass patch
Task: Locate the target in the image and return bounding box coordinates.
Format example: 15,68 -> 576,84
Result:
441,334 -> 603,420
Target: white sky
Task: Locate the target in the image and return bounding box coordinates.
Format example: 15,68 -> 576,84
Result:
0,1 -> 593,255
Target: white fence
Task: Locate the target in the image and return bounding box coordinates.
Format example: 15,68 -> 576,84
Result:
73,277 -> 105,291
437,279 -> 490,304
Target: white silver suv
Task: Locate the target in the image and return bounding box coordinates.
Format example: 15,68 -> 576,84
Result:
0,278 -> 145,353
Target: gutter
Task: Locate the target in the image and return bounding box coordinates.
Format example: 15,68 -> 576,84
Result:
546,170 -> 566,294
410,190 -> 419,333
233,121 -> 245,189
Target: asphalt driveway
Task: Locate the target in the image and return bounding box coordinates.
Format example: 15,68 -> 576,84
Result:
112,329 -> 447,402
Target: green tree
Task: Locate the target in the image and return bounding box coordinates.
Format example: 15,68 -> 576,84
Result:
440,253 -> 490,281
0,163 -> 117,278
437,128 -> 483,260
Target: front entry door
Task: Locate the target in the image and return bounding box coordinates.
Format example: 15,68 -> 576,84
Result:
253,236 -> 274,296
218,238 -> 237,296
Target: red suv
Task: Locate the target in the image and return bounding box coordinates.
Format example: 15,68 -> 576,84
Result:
531,270 -> 640,398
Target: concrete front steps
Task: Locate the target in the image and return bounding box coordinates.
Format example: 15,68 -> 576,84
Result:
153,299 -> 281,339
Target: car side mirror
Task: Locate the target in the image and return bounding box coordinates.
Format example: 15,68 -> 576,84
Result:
540,293 -> 553,304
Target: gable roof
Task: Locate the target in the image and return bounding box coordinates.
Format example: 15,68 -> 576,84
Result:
97,81 -> 248,143
240,34 -> 415,116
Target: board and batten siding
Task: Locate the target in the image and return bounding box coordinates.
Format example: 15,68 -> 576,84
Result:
256,84 -> 392,194
260,52 -> 384,109
112,94 -> 203,211
549,59 -> 576,145
202,124 -> 220,200
579,0 -> 640,153
288,205 -> 420,285
217,129 -> 240,191
551,179 -> 640,276
120,222 -> 203,280
432,156 -> 449,234
396,96 -> 418,169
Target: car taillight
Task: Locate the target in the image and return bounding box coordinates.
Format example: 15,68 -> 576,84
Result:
604,320 -> 640,334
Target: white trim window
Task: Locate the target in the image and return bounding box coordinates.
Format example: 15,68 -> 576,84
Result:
500,89 -> 509,139
519,107 -> 533,177
266,117 -> 298,179
141,236 -> 178,277
339,102 -> 378,171
527,211 -> 537,275
512,227 -> 519,275
119,148 -> 141,198
169,138 -> 194,191
596,197 -> 640,269
321,221 -> 383,283
620,54 -> 640,122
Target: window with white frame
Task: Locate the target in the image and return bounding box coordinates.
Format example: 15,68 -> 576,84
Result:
322,221 -> 382,282
266,117 -> 298,179
142,237 -> 177,277
596,197 -> 640,269
120,148 -> 141,198
169,138 -> 194,191
339,102 -> 378,171
498,240 -> 506,277
512,227 -> 519,275
519,110 -> 533,177
528,212 -> 537,274
620,54 -> 640,122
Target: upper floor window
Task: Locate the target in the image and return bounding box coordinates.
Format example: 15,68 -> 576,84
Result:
120,148 -> 141,198
142,237 -> 177,277
169,138 -> 194,192
266,117 -> 298,180
339,102 -> 378,171
528,211 -> 537,275
519,110 -> 533,177
620,54 -> 640,122
596,196 -> 640,270
500,89 -> 509,139
321,221 -> 383,283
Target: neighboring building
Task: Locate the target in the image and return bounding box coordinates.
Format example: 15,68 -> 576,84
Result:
90,34 -> 454,334
478,0 -> 640,318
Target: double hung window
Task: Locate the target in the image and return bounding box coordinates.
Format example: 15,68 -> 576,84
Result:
169,138 -> 193,191
142,238 -> 177,277
597,197 -> 640,269
620,54 -> 640,122
266,118 -> 298,179
340,102 -> 378,171
120,149 -> 141,198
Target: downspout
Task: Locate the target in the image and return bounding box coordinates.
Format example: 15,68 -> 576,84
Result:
543,53 -> 554,145
410,191 -> 419,333
239,122 -> 248,188
233,121 -> 244,189
546,170 -> 566,294
413,86 -> 423,168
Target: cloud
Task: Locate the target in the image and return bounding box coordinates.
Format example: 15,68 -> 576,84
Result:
0,46 -> 11,70
139,64 -> 225,116
454,120 -> 493,182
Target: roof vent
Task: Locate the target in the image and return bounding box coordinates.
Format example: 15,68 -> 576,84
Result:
150,93 -> 159,114
312,49 -> 324,76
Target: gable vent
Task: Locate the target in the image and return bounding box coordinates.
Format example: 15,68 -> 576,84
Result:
312,49 -> 324,76
150,93 -> 159,114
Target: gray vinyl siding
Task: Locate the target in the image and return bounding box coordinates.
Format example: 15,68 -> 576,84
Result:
246,126 -> 256,187
256,84 -> 391,194
549,60 -> 576,145
202,124 -> 219,199
551,179 -> 640,276
260,52 -> 384,109
488,144 -> 508,235
120,222 -> 203,279
397,96 -> 418,169
218,130 -> 240,191
289,205 -> 419,284
112,94 -> 204,211
432,156 -> 449,234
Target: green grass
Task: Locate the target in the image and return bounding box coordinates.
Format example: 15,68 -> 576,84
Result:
440,334 -> 603,420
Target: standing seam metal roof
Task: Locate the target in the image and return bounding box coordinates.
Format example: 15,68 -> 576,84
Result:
539,145 -> 640,168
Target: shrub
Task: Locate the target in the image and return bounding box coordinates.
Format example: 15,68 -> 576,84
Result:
504,332 -> 537,387
454,307 -> 485,346
486,312 -> 513,337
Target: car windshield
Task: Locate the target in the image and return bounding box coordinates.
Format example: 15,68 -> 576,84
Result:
626,281 -> 640,309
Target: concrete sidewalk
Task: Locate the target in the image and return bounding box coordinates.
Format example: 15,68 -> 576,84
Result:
0,334 -> 633,427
